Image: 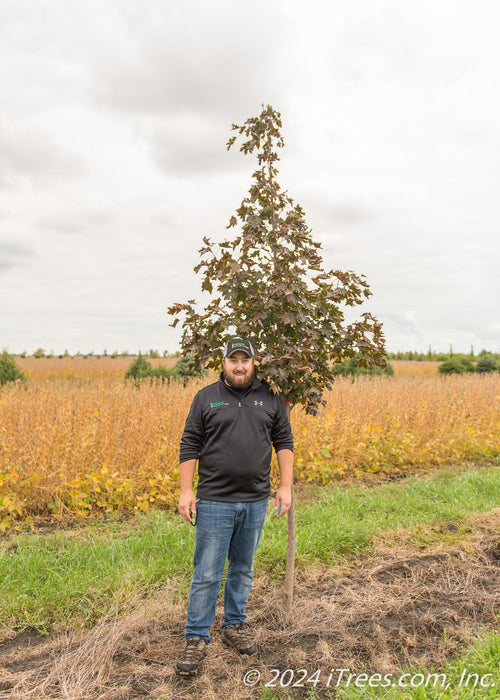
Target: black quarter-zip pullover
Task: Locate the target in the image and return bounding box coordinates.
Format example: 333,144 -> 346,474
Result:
179,373 -> 294,502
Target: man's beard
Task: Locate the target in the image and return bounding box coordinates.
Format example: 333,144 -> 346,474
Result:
223,367 -> 255,390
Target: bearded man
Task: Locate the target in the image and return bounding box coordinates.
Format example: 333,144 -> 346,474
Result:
175,337 -> 294,676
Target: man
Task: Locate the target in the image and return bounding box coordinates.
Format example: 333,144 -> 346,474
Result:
175,337 -> 294,676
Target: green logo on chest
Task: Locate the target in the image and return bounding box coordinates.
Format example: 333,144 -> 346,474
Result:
210,401 -> 228,407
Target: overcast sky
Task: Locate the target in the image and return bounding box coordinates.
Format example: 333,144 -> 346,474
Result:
1,0 -> 499,356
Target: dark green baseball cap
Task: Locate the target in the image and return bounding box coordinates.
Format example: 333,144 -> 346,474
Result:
223,337 -> 255,358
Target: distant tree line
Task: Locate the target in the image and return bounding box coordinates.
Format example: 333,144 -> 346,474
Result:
16,348 -> 181,359
437,353 -> 500,375
2,347 -> 499,388
386,347 -> 500,375
387,346 -> 499,362
15,346 -> 500,363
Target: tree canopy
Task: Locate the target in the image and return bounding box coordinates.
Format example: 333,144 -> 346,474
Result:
168,105 -> 386,414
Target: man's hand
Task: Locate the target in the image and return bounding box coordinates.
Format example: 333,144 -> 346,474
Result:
178,489 -> 196,524
179,459 -> 197,523
274,485 -> 292,517
275,448 -> 293,516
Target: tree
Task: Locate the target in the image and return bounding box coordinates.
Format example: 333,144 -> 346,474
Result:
476,355 -> 498,374
125,353 -> 173,384
438,357 -> 475,375
174,353 -> 208,386
0,350 -> 25,385
124,353 -> 153,380
168,105 -> 386,607
331,355 -> 394,379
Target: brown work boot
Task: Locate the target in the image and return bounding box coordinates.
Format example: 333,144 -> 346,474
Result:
175,636 -> 207,676
221,623 -> 258,655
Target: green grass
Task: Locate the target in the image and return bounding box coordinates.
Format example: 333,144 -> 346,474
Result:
0,512 -> 196,632
1,464 -> 499,632
257,465 -> 500,572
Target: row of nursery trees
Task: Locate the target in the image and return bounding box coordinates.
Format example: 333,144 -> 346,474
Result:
4,347 -> 498,386
14,348 -> 178,359
9,347 -> 499,362
0,346 -> 394,387
388,347 -> 500,363
11,346 -> 499,362
126,353 -> 500,378
438,352 -> 500,374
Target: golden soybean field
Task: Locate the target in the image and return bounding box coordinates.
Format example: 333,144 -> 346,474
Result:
1,360 -> 499,530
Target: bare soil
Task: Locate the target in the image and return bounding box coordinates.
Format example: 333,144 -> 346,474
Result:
1,511 -> 499,700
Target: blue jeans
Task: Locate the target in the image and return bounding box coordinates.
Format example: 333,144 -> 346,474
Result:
185,498 -> 268,643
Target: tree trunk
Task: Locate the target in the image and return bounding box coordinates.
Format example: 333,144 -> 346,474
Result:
283,482 -> 295,611
282,402 -> 295,611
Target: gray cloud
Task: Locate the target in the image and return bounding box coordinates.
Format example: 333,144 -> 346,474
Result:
39,207 -> 115,235
321,201 -> 376,226
391,311 -> 425,335
0,124 -> 87,187
150,206 -> 177,227
88,3 -> 293,180
92,2 -> 288,120
0,240 -> 36,273
0,207 -> 14,221
381,311 -> 425,345
149,114 -> 245,177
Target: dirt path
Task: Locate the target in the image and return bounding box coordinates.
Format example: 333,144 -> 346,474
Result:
1,511 -> 499,700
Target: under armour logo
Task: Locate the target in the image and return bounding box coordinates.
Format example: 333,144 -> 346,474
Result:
254,400 -> 263,406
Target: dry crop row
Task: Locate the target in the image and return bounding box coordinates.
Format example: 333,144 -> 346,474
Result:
292,373 -> 500,483
391,360 -> 440,375
1,374 -> 499,529
17,356 -> 176,380
16,358 -> 437,380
